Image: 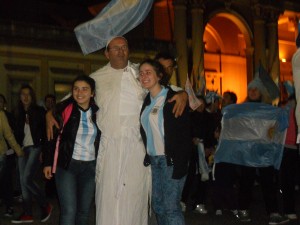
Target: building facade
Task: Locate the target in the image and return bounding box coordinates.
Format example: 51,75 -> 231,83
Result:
1,0 -> 300,108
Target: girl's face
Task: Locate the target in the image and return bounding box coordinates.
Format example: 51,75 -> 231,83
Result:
72,81 -> 94,109
20,88 -> 32,109
139,63 -> 160,90
248,87 -> 261,101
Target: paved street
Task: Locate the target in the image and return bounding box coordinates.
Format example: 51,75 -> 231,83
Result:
1,184 -> 300,225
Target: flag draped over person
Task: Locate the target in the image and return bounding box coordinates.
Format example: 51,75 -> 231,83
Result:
214,102 -> 289,169
185,75 -> 202,110
74,0 -> 154,55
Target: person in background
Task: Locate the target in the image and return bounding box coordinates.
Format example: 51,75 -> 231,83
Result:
11,84 -> 52,224
43,75 -> 101,225
213,91 -> 238,216
181,96 -> 210,214
0,94 -> 24,217
44,94 -> 56,111
42,94 -> 57,199
234,79 -> 289,224
154,52 -> 176,83
139,59 -> 191,225
222,91 -> 237,108
154,52 -> 182,92
279,81 -> 298,221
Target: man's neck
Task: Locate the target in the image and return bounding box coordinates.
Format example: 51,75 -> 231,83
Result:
110,61 -> 129,70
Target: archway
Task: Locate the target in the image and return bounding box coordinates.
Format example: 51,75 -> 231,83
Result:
203,12 -> 252,103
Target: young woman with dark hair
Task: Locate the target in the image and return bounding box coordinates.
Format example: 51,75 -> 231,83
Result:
43,75 -> 101,225
12,84 -> 52,223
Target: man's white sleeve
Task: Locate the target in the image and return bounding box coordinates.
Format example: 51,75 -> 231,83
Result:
292,49 -> 300,142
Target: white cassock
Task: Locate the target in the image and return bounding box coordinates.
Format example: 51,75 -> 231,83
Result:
90,61 -> 151,225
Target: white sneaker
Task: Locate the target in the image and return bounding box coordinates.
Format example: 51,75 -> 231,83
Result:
231,209 -> 238,217
238,210 -> 251,222
269,213 -> 289,225
215,209 -> 222,216
194,204 -> 208,214
180,202 -> 186,212
285,213 -> 297,220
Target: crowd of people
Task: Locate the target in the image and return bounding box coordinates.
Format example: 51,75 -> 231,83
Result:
0,35 -> 299,225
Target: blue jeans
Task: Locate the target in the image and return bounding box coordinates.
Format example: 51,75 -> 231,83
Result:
150,156 -> 186,225
18,146 -> 47,215
55,159 -> 96,225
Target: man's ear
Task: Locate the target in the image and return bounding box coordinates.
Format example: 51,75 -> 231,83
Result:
158,72 -> 163,80
104,50 -> 109,59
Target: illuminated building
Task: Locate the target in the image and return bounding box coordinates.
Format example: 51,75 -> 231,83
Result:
0,0 -> 300,107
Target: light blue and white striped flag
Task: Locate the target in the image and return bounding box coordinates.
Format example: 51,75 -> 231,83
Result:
214,103 -> 289,169
74,0 -> 154,55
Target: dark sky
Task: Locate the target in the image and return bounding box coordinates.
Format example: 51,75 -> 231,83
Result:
0,0 -> 109,28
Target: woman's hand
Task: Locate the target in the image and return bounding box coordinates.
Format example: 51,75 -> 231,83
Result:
43,166 -> 53,180
46,110 -> 59,140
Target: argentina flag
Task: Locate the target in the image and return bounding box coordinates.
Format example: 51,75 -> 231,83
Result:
74,0 -> 154,55
214,103 -> 289,169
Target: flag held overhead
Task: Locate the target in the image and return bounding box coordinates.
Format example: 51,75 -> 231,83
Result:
74,0 -> 154,55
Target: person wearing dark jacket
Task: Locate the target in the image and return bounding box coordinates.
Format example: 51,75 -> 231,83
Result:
43,75 -> 101,225
11,84 -> 51,224
139,59 -> 191,225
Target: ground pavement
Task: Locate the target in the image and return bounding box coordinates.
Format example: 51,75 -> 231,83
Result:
1,185 -> 300,225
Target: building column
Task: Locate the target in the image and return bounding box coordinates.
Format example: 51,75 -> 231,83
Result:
245,47 -> 254,82
173,0 -> 188,87
191,0 -> 205,93
267,11 -> 281,83
252,3 -> 267,71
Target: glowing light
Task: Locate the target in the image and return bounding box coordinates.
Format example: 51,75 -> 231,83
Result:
281,58 -> 286,63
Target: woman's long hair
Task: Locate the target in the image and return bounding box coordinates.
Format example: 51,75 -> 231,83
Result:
14,84 -> 37,118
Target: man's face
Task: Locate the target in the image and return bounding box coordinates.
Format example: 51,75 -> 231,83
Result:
158,58 -> 174,79
45,97 -> 55,110
105,37 -> 129,69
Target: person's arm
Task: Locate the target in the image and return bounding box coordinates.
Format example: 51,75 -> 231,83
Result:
292,49 -> 300,143
168,90 -> 188,118
46,95 -> 73,140
1,112 -> 23,157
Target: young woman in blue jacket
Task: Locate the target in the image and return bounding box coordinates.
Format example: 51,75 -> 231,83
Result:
139,59 -> 191,225
43,75 -> 101,225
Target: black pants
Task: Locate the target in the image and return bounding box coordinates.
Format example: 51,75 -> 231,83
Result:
182,146 -> 207,210
280,147 -> 298,214
1,154 -> 16,208
213,162 -> 238,210
213,163 -> 279,214
239,165 -> 278,214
